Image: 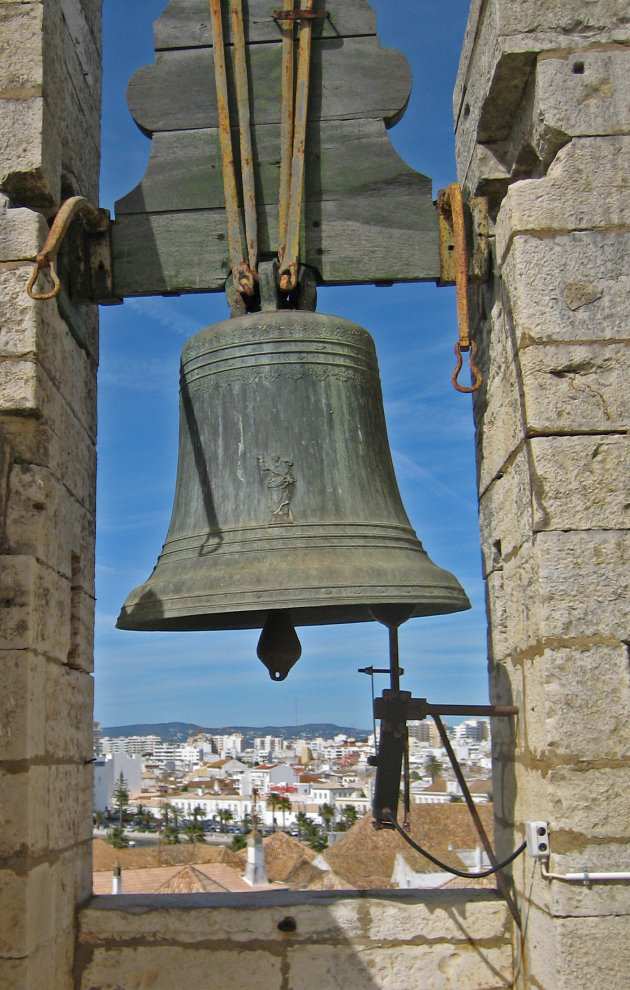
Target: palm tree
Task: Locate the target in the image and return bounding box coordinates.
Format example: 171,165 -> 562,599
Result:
295,811 -> 309,840
266,793 -> 281,831
217,807 -> 233,833
320,802 -> 335,832
278,795 -> 292,831
342,804 -> 358,830
425,755 -> 443,784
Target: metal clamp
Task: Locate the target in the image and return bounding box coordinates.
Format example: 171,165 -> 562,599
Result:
27,196 -> 108,302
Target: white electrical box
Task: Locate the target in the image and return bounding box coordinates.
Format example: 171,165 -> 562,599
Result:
526,821 -> 550,859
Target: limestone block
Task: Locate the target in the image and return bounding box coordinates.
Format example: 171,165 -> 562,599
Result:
533,51 -> 630,164
0,649 -> 46,760
522,643 -> 630,762
56,0 -> 102,99
496,136 -> 630,265
486,540 -> 542,659
455,1 -> 630,186
502,231 -> 630,347
536,530 -> 630,641
478,447 -> 533,577
0,2 -> 43,93
520,342 -> 630,436
48,763 -> 93,851
0,555 -> 76,661
0,355 -> 39,414
67,584 -> 95,673
0,208 -> 47,261
0,764 -> 49,859
0,422 -> 9,549
485,570 -> 512,664
288,942 -> 512,990
45,662 -> 93,760
52,842 -> 93,934
80,947 -> 282,990
552,914 -> 630,990
0,269 -> 98,440
548,765 -> 630,838
0,96 -> 61,210
367,894 -> 509,943
529,435 -> 630,533
0,862 -> 54,957
0,554 -> 37,649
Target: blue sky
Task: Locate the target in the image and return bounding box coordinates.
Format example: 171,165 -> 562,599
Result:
95,0 -> 486,731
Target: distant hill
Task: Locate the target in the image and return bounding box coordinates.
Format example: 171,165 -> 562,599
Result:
99,722 -> 370,744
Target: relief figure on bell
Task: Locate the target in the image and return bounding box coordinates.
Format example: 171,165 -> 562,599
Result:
258,454 -> 296,524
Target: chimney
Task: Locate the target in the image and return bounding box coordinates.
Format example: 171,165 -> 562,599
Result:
112,861 -> 122,894
243,830 -> 269,886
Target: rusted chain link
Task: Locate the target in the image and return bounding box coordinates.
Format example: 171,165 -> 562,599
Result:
276,0 -> 315,293
27,196 -> 105,301
209,0 -> 256,297
440,183 -> 483,394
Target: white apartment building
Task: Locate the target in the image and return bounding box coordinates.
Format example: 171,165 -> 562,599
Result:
94,753 -> 143,812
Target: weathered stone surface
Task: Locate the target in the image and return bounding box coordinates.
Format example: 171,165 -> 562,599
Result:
502,230 -> 630,346
367,895 -> 509,943
0,207 -> 47,261
0,763 -> 49,859
533,50 -> 630,163
0,2 -> 43,93
80,947 -> 283,990
0,95 -> 61,210
45,662 -> 93,760
525,643 -> 630,761
0,649 -> 46,760
0,862 -> 54,957
520,342 -> 630,436
529,435 -> 630,532
288,942 -> 512,990
48,763 -> 93,851
0,355 -> 38,413
485,541 -> 542,660
478,446 -> 533,577
455,1 -> 630,189
496,136 -> 630,265
536,530 -> 630,640
548,765 -> 630,838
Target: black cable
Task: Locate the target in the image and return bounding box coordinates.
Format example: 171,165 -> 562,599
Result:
383,812 -> 527,879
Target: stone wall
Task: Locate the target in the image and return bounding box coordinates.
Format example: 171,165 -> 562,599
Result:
0,2 -> 101,988
76,889 -> 513,990
455,2 -> 630,987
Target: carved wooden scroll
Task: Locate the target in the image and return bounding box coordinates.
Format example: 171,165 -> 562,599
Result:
111,0 -> 440,297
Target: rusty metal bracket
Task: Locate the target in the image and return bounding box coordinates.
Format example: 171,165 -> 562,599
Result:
26,196 -> 119,305
273,9 -> 329,20
437,191 -> 489,287
437,184 -> 486,394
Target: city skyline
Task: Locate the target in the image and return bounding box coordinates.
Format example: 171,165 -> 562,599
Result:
95,0 -> 485,729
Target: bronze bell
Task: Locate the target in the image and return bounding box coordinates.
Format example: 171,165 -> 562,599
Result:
117,310 -> 470,677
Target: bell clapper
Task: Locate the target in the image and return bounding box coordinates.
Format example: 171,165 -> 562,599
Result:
257,609 -> 302,681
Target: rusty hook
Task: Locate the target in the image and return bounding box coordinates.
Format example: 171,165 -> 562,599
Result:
452,340 -> 483,394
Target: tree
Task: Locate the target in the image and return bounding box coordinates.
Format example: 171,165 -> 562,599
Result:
425,755 -> 443,784
342,805 -> 358,830
266,793 -> 281,831
182,805 -> 206,844
295,811 -> 310,840
278,795 -> 292,831
231,832 -> 248,852
162,802 -> 181,844
106,825 -> 129,849
217,807 -> 233,833
112,773 -> 129,829
320,803 -> 335,832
